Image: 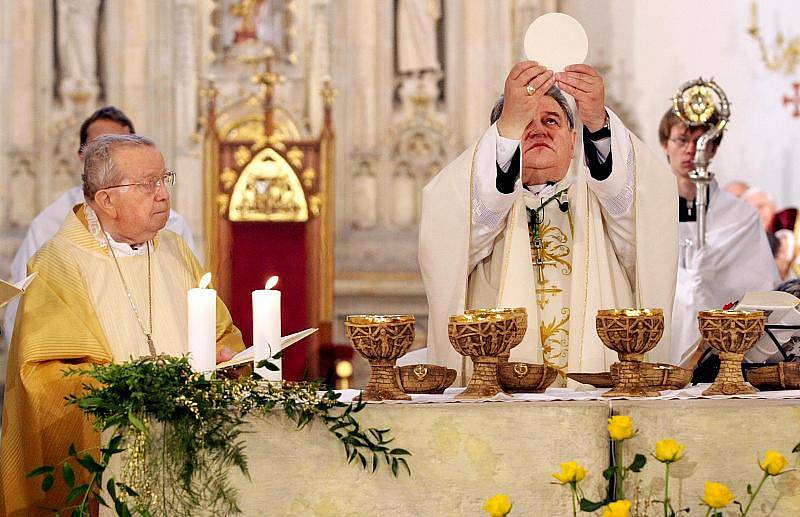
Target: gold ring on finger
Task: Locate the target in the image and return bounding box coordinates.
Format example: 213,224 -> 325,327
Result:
526,84 -> 536,96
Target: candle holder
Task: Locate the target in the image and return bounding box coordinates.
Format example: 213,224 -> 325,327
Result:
596,308 -> 664,397
448,308 -> 527,399
698,310 -> 765,395
344,315 -> 415,401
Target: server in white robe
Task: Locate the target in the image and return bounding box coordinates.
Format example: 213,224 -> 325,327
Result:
3,107 -> 196,347
657,109 -> 780,364
420,62 -> 678,381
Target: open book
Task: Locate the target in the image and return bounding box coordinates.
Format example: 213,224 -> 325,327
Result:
215,327 -> 318,370
0,273 -> 37,309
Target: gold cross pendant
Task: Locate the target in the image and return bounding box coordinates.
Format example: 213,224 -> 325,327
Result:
531,241 -> 556,284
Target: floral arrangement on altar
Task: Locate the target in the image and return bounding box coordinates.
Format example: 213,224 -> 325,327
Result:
483,415 -> 798,516
29,355 -> 411,516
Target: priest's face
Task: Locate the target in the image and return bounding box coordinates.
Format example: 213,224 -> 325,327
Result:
662,123 -> 718,179
101,145 -> 171,244
520,96 -> 576,185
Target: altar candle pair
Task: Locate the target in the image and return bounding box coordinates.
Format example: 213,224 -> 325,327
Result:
187,274 -> 282,380
253,276 -> 282,381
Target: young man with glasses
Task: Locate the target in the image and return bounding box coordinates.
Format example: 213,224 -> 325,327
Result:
0,134 -> 244,513
658,109 -> 780,366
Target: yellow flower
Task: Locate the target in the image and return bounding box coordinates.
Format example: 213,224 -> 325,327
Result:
654,438 -> 685,463
602,499 -> 631,517
607,415 -> 635,441
759,450 -> 787,476
552,461 -> 587,484
702,481 -> 735,508
483,493 -> 512,517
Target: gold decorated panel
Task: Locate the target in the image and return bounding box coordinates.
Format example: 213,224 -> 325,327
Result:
228,147 -> 308,222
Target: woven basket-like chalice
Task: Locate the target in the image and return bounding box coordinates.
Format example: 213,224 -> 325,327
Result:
448,308 -> 527,399
698,310 -> 765,395
596,308 -> 664,397
345,315 -> 415,401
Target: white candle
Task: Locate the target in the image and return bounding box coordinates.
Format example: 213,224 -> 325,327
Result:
188,272 -> 216,373
253,275 -> 282,380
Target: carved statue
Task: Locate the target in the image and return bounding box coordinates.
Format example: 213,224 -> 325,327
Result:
396,0 -> 442,75
56,0 -> 101,100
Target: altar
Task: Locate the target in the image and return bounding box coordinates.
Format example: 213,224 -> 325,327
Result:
219,387 -> 800,516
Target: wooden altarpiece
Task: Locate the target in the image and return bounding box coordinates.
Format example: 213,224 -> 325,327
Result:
202,61 -> 335,381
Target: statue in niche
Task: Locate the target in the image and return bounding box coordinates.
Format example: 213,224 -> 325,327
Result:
392,162 -> 417,228
351,160 -> 378,229
396,0 -> 442,75
56,0 -> 101,101
9,159 -> 37,229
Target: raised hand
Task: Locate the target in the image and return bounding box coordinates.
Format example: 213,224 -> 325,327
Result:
497,61 -> 556,140
555,64 -> 606,132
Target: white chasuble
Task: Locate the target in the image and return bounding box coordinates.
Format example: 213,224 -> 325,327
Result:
420,111 -> 678,382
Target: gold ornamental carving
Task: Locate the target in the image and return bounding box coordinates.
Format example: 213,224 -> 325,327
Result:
228,147 -> 308,222
234,145 -> 252,167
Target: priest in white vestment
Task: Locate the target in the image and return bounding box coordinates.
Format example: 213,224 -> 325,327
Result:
657,109 -> 780,364
420,61 -> 678,381
2,106 -> 196,348
0,134 -> 243,514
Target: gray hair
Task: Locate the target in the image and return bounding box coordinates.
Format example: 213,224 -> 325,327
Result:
82,134 -> 156,200
489,85 -> 575,130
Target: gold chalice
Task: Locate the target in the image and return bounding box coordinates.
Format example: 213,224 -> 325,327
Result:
596,308 -> 664,397
448,308 -> 527,399
344,315 -> 415,401
698,310 -> 765,395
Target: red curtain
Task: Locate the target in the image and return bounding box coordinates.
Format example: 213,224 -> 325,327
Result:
229,222 -> 308,380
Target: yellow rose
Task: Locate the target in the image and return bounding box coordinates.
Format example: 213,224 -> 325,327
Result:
602,499 -> 631,517
759,450 -> 787,476
701,481 -> 735,508
552,461 -> 588,484
483,493 -> 512,517
654,438 -> 685,463
607,415 -> 635,441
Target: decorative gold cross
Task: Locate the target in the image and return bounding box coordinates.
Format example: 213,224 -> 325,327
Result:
529,213 -> 555,285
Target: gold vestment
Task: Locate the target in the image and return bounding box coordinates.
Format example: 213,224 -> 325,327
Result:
0,205 -> 244,515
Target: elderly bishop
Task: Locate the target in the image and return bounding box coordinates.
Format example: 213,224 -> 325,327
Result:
0,135 -> 245,514
420,62 -> 678,381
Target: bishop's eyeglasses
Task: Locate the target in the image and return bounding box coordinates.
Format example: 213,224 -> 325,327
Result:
102,171 -> 176,194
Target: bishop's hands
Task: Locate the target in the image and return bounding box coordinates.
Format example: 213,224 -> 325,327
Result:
555,64 -> 607,132
497,61 -> 555,140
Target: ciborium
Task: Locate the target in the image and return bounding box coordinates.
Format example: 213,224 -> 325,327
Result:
344,315 -> 415,401
698,310 -> 765,395
448,308 -> 527,399
596,308 -> 664,397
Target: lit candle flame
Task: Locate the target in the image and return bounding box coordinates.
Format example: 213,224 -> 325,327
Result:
198,272 -> 212,289
264,275 -> 279,290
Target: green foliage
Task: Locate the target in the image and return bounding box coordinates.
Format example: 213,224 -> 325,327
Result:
29,355 -> 411,515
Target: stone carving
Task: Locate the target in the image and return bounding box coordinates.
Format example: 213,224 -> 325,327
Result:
391,163 -> 416,228
214,0 -> 293,60
350,158 -> 379,229
55,0 -> 101,103
396,0 -> 442,75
